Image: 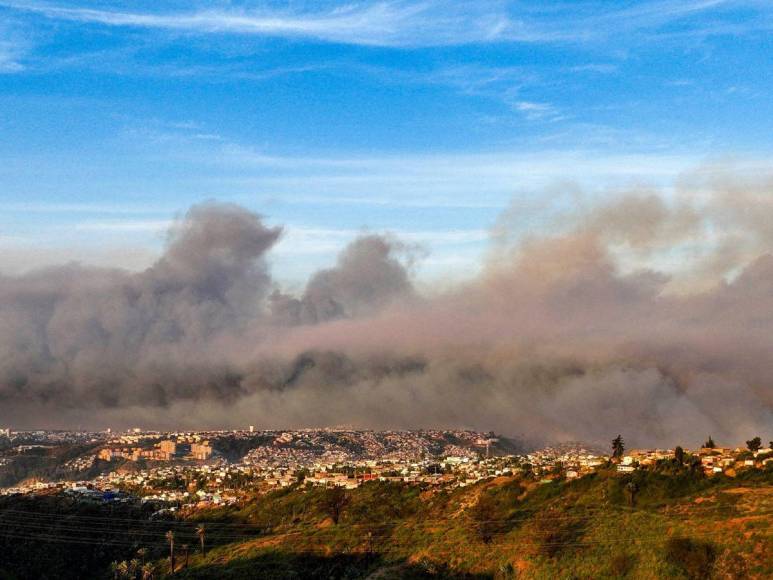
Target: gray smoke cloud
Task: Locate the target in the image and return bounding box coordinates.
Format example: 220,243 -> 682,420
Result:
0,202 -> 281,411
1,172 -> 772,448
269,234 -> 415,325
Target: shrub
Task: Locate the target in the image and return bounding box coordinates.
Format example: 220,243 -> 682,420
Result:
471,492 -> 503,544
469,479 -> 527,543
665,537 -> 716,579
532,508 -> 586,558
320,486 -> 350,525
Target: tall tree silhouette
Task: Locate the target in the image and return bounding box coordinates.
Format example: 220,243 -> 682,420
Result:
612,435 -> 625,460
196,524 -> 206,554
166,530 -> 175,574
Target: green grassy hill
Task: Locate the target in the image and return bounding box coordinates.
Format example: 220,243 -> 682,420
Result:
0,464 -> 770,579
156,466 -> 772,579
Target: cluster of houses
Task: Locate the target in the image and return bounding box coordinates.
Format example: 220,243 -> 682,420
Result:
616,445 -> 773,475
98,439 -> 213,463
63,454 -> 97,472
524,444 -> 606,479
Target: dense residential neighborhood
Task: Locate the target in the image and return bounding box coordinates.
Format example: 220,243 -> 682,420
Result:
1,428 -> 770,508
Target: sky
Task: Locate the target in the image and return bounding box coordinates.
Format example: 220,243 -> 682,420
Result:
1,0 -> 772,288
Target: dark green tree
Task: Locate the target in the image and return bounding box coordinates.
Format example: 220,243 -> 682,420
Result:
625,481 -> 639,507
675,446 -> 685,465
612,435 -> 625,460
321,486 -> 350,525
746,437 -> 761,453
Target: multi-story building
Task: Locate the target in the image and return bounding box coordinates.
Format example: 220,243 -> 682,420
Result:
191,442 -> 213,460
157,440 -> 177,460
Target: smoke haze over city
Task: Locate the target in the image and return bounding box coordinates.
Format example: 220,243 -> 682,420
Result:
2,168 -> 772,448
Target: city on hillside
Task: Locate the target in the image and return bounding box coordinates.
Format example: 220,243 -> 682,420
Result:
1,428 -> 770,509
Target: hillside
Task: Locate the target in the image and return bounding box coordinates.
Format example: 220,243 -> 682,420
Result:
160,466 -> 772,579
1,464 -> 770,579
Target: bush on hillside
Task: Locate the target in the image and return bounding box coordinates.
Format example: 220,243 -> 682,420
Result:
470,480 -> 526,543
532,508 -> 586,558
665,537 -> 717,579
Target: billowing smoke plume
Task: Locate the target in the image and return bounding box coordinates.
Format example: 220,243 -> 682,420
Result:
0,203 -> 281,410
269,234 -> 414,325
1,171 -> 773,448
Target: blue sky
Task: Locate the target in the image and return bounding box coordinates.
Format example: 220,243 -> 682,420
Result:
1,1 -> 772,288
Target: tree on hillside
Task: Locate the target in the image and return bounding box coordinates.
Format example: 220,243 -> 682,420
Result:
704,436 -> 715,449
625,481 -> 639,507
746,437 -> 761,453
182,544 -> 190,569
612,435 -> 625,460
322,486 -> 350,525
196,524 -> 206,554
675,446 -> 685,465
166,530 -> 175,574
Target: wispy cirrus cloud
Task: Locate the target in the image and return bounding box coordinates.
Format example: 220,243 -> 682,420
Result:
0,18 -> 28,72
73,219 -> 172,233
0,47 -> 23,72
0,1 -> 525,48
3,0 -> 767,49
513,100 -> 563,121
0,202 -> 173,214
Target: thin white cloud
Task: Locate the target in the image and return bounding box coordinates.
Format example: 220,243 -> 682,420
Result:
213,146 -> 708,203
2,0 -> 768,49
569,63 -> 618,74
513,100 -> 561,121
0,46 -> 23,72
0,1 -> 532,48
0,19 -> 28,72
0,202 -> 173,214
73,219 -> 172,233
